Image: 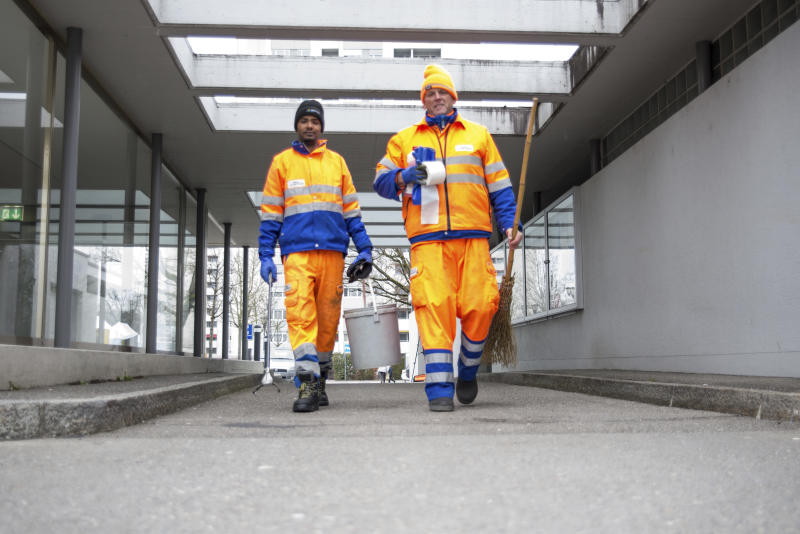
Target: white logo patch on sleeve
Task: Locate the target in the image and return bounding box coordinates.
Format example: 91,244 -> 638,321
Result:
455,144 -> 474,152
287,179 -> 306,189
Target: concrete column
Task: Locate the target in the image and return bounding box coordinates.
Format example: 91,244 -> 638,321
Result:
222,222 -> 231,359
696,41 -> 712,93
123,131 -> 137,246
193,189 -> 207,356
589,138 -> 602,176
533,191 -> 543,216
175,187 -> 185,352
241,246 -> 249,360
145,134 -> 162,353
54,27 -> 82,348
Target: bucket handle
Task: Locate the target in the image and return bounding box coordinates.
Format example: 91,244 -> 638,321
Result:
367,278 -> 380,323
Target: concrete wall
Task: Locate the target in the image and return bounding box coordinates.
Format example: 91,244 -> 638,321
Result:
0,344 -> 263,390
512,22 -> 800,378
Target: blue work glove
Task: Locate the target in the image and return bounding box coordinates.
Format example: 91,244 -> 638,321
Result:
400,164 -> 427,186
260,256 -> 277,284
346,248 -> 373,283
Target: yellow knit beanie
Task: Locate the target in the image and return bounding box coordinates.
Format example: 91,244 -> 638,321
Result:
420,64 -> 458,103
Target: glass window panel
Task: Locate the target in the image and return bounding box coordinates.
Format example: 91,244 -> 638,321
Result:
547,195 -> 577,310
524,216 -> 548,316
510,239 -> 525,321
490,245 -> 505,286
63,75 -> 151,348
157,165 -> 181,352
0,2 -> 53,342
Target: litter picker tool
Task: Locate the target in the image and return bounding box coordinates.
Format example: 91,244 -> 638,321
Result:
253,275 -> 280,394
483,97 -> 538,367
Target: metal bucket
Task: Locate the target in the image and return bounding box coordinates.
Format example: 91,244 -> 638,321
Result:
344,303 -> 402,370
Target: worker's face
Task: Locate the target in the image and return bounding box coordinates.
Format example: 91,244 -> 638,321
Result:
424,88 -> 455,116
296,115 -> 322,143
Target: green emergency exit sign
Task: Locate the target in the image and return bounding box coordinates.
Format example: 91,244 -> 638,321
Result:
0,205 -> 24,221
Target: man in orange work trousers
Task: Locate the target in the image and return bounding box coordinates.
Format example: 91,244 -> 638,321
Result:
259,100 -> 373,413
373,65 -> 522,412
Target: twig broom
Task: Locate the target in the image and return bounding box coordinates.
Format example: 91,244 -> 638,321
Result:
483,97 -> 538,367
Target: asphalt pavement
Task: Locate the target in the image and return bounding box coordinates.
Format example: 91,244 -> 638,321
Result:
1,379 -> 798,533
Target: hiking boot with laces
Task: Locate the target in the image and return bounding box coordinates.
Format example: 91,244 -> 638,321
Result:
318,370 -> 329,407
293,372 -> 320,413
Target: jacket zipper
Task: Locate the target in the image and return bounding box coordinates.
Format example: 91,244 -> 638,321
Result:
435,127 -> 451,233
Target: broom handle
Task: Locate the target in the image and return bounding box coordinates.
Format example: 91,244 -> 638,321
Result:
505,97 -> 538,277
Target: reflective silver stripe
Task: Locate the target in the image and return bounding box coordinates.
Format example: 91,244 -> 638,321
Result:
315,202 -> 344,214
343,208 -> 361,219
425,352 -> 452,364
318,351 -> 332,363
319,360 -> 332,372
261,195 -> 284,206
379,156 -> 398,170
460,335 -> 484,353
295,359 -> 320,376
285,188 -> 309,199
342,193 -> 358,204
261,211 -> 283,222
309,184 -> 341,196
447,155 -> 482,166
446,173 -> 486,185
459,352 -> 482,367
294,343 -> 317,358
425,371 -> 454,383
484,161 -> 506,174
285,202 -> 343,216
487,178 -> 512,193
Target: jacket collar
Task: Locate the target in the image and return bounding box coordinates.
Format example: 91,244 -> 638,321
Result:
416,109 -> 462,132
292,139 -> 327,155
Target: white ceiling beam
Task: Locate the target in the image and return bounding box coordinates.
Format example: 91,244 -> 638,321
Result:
199,98 -> 554,136
170,39 -> 572,100
146,0 -> 647,44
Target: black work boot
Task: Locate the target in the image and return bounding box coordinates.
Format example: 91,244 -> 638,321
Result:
456,377 -> 478,405
318,370 -> 329,407
292,372 -> 320,413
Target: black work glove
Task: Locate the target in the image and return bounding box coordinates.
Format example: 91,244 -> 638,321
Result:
346,250 -> 373,283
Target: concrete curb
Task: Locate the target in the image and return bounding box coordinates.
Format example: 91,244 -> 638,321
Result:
479,372 -> 800,422
0,374 -> 261,440
0,344 -> 265,390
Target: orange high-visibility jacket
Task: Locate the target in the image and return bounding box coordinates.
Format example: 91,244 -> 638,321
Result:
373,114 -> 516,244
259,140 -> 371,259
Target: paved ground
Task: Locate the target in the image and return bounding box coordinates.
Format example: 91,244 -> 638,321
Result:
1,380 -> 798,533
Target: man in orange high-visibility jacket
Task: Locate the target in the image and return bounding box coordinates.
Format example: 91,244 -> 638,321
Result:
373,65 -> 522,412
260,99 -> 373,413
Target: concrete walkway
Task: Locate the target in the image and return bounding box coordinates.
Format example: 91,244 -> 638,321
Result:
2,369 -> 799,439
1,379 -> 798,533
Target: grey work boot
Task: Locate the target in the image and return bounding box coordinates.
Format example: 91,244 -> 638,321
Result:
292,372 -> 320,413
318,370 -> 329,407
428,397 -> 454,412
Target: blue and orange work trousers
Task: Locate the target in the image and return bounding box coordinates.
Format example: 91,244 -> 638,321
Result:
409,238 -> 500,400
283,250 -> 344,386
